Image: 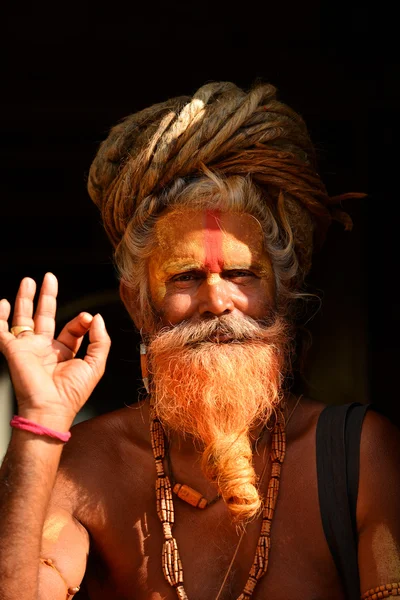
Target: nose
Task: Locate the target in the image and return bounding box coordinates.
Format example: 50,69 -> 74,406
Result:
198,274 -> 235,317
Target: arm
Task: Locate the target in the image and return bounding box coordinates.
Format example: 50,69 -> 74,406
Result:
0,435 -> 89,600
0,273 -> 111,600
357,409 -> 400,596
38,506 -> 89,600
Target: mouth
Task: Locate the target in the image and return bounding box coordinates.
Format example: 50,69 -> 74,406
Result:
207,332 -> 236,343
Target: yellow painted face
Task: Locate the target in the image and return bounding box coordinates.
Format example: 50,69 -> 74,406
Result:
148,209 -> 276,325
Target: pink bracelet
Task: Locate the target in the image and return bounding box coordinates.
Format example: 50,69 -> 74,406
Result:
10,416 -> 71,442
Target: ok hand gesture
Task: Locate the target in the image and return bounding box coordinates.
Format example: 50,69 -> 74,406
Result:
0,273 -> 111,429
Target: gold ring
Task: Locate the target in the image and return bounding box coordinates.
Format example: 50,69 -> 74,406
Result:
10,325 -> 34,336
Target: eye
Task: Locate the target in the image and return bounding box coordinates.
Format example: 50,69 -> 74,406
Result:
224,270 -> 257,280
169,271 -> 205,287
171,272 -> 199,282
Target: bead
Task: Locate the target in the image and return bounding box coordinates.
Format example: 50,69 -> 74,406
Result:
271,462 -> 281,478
361,583 -> 400,599
243,575 -> 257,595
155,459 -> 165,477
163,522 -> 172,539
67,587 -> 80,595
156,476 -> 174,524
173,483 -> 208,508
151,418 -> 166,459
264,506 -> 274,520
162,538 -> 184,587
176,585 -> 189,600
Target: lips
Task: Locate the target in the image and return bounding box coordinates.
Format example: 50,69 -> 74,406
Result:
207,332 -> 235,343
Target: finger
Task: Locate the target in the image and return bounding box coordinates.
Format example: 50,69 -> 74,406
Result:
11,277 -> 37,332
34,272 -> 58,337
83,314 -> 111,377
57,312 -> 94,355
0,299 -> 11,331
0,299 -> 16,352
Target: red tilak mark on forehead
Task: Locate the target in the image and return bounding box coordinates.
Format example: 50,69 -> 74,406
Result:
204,210 -> 223,272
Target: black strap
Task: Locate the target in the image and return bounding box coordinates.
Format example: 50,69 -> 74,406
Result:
316,402 -> 371,599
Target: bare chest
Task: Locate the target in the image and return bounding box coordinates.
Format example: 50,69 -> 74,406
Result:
78,448 -> 345,600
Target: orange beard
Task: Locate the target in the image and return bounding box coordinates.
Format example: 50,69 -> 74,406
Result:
148,314 -> 292,522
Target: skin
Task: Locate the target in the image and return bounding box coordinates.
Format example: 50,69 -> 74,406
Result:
148,209 -> 276,325
0,213 -> 399,600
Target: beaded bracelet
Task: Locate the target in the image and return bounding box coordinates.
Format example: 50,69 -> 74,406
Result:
361,582 -> 400,599
39,558 -> 80,599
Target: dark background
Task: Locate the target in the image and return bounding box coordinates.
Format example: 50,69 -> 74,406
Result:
1,2 -> 398,426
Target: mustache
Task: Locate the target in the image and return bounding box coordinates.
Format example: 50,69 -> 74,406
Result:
150,313 -> 282,348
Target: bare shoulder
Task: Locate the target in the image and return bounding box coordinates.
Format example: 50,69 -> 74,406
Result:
360,407 -> 400,457
284,394 -> 327,444
50,399 -> 152,517
285,397 -> 400,520
357,408 -> 400,531
78,398 -> 149,443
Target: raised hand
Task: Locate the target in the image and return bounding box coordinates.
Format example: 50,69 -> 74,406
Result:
0,273 -> 111,428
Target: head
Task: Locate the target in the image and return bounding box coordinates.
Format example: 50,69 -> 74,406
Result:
87,80 -> 357,522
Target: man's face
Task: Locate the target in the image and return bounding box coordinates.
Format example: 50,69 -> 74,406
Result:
148,209 -> 276,326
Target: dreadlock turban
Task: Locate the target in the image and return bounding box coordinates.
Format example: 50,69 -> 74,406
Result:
88,81 -> 362,274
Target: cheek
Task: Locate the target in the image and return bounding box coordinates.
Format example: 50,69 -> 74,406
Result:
233,279 -> 275,319
260,276 -> 276,304
160,292 -> 196,324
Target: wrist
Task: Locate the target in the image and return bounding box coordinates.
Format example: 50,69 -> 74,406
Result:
10,415 -> 72,443
15,410 -> 74,433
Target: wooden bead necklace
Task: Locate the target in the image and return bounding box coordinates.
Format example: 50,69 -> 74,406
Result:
361,583 -> 400,599
150,407 -> 286,599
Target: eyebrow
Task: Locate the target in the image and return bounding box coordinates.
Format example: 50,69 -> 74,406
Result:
162,260 -> 268,274
163,260 -> 204,273
224,263 -> 265,272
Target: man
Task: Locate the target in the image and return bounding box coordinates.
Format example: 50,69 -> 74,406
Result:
0,81 -> 399,600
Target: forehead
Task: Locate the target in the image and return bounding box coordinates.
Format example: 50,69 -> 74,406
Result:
153,209 -> 266,266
